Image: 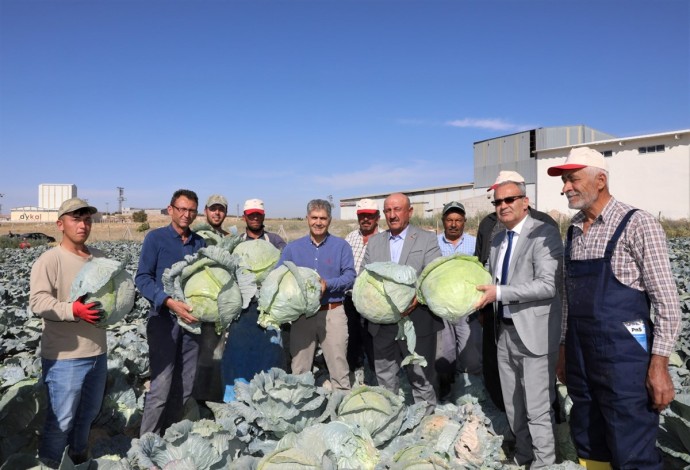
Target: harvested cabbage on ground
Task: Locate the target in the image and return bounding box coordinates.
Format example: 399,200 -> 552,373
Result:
162,245 -> 255,334
257,261 -> 321,329
69,256 -> 136,327
352,262 -> 426,366
416,254 -> 492,322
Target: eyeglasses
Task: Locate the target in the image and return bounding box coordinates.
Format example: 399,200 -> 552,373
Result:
491,195 -> 525,207
171,205 -> 198,216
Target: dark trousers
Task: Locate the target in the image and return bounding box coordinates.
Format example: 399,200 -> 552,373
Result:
343,295 -> 375,373
481,306 -> 506,411
140,314 -> 200,436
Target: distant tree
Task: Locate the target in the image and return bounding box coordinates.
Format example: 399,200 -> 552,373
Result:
132,210 -> 148,223
137,222 -> 150,232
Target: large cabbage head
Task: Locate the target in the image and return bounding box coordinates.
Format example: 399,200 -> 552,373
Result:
163,246 -> 256,334
416,254 -> 492,321
352,262 -> 417,324
336,385 -> 426,447
233,239 -> 281,285
257,262 -> 321,329
70,257 -> 135,327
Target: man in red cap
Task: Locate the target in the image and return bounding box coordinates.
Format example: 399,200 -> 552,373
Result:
549,147 -> 681,469
344,198 -> 381,384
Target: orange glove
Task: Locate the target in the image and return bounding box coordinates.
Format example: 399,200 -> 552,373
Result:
72,296 -> 104,324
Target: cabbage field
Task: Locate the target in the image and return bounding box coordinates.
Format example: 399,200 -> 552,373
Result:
1,239 -> 689,469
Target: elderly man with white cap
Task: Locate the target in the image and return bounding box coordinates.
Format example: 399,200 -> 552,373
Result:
474,171 -> 558,412
344,198 -> 382,383
221,198 -> 287,400
549,147 -> 681,470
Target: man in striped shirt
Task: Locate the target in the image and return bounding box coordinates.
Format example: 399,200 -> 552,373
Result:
344,198 -> 381,381
549,147 -> 681,470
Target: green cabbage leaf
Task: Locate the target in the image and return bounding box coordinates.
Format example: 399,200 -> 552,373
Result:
417,254 -> 492,321
257,261 -> 321,329
70,257 -> 136,328
234,239 -> 281,285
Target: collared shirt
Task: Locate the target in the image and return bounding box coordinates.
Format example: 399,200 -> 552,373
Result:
389,225 -> 410,264
437,232 -> 477,257
495,215 -> 528,319
564,197 -> 681,356
278,233 -> 356,305
345,227 -> 381,273
135,224 -> 206,315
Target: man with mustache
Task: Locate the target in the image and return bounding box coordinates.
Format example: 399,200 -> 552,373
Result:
549,147 -> 681,469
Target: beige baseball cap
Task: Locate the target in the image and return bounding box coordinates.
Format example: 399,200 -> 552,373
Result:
244,198 -> 265,214
547,147 -> 608,176
356,198 -> 379,214
206,194 -> 228,209
488,170 -> 526,191
57,197 -> 98,218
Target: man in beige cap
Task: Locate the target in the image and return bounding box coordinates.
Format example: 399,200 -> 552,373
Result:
549,147 -> 681,469
204,194 -> 230,236
474,171 -> 558,412
344,198 -> 381,383
29,197 -> 107,465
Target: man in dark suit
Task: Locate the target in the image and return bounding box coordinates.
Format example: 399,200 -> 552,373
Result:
362,192 -> 443,413
476,178 -> 563,467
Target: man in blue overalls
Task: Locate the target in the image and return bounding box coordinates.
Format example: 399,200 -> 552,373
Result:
548,147 -> 681,470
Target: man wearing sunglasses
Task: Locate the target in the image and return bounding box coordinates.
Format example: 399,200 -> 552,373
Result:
135,189 -> 206,436
475,177 -> 563,468
549,147 -> 680,469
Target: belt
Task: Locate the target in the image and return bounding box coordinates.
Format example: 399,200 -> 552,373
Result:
318,302 -> 343,311
500,317 -> 514,326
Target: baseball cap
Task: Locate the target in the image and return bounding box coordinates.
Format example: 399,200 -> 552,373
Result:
57,197 -> 98,218
206,194 -> 228,209
442,201 -> 465,216
487,171 -> 526,191
547,147 -> 608,176
244,198 -> 265,214
356,198 -> 379,214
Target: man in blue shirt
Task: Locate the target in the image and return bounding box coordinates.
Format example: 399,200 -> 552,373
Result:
278,199 -> 356,390
135,189 -> 206,436
435,201 -> 481,400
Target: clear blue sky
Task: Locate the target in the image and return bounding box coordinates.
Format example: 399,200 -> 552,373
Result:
1,0 -> 688,218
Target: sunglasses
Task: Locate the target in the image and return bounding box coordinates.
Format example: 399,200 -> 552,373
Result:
491,195 -> 525,207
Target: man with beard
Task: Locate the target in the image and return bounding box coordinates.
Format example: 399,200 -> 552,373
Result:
204,194 -> 230,236
549,147 -> 680,469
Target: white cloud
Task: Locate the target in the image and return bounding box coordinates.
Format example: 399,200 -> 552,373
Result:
313,161 -> 448,191
445,118 -> 535,132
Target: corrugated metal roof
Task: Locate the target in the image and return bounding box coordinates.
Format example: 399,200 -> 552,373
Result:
340,182 -> 474,202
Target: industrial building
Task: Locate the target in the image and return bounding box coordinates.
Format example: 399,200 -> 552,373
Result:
9,183 -> 101,223
340,126 -> 690,221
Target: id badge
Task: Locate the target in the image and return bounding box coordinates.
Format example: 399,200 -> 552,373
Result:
623,319 -> 648,352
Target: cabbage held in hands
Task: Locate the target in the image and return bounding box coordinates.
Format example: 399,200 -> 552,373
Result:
257,261 -> 321,329
70,257 -> 135,327
352,262 -> 426,366
163,246 -> 256,334
234,239 -> 281,285
352,262 -> 417,324
416,254 -> 492,321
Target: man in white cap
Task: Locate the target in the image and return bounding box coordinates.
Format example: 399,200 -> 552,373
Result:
204,194 -> 230,236
221,198 -> 287,399
344,198 -> 381,383
29,198 -> 106,465
474,171 -> 558,412
435,201 -> 480,399
549,147 -> 681,469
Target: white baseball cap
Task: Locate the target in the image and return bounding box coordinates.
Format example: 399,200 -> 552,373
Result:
488,170 -> 525,191
547,147 -> 608,177
243,198 -> 265,215
356,198 -> 379,214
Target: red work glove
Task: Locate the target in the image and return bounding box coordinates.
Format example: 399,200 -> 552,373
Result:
72,296 -> 104,324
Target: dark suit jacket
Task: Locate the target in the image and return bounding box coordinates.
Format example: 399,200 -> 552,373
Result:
362,224 -> 444,337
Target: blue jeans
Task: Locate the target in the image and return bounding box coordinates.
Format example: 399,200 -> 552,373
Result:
39,354 -> 107,463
